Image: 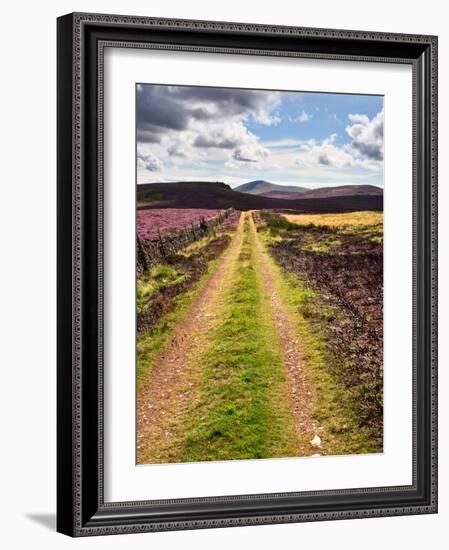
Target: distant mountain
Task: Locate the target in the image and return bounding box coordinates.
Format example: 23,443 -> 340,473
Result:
260,184 -> 383,201
259,191 -> 303,199
234,180 -> 309,196
137,181 -> 383,213
302,184 -> 382,199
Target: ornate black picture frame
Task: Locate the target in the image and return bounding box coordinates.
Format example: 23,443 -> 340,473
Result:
57,12 -> 438,537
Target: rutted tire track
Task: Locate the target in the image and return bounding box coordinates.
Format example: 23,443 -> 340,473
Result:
248,213 -> 322,455
136,213 -> 245,464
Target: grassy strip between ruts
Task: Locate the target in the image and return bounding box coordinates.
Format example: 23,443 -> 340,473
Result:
176,215 -> 298,462
259,229 -> 382,455
137,238 -> 232,395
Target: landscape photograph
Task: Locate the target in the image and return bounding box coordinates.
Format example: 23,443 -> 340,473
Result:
135,83 -> 384,465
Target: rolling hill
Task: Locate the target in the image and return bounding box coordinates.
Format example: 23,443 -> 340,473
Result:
260,184 -> 383,200
137,181 -> 383,213
234,180 -> 309,196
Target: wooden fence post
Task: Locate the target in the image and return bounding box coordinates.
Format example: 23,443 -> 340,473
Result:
136,235 -> 148,272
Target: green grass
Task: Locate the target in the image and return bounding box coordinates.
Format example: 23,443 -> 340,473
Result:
137,253 -> 225,394
260,231 -> 382,455
177,218 -> 298,462
137,264 -> 187,314
341,223 -> 383,244
260,211 -> 299,234
299,232 -> 343,253
138,211 -> 381,462
137,286 -> 196,393
284,211 -> 383,246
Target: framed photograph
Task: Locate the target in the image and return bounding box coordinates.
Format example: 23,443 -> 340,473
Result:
57,12 -> 438,536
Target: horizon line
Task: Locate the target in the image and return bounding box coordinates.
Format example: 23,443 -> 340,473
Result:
137,180 -> 384,189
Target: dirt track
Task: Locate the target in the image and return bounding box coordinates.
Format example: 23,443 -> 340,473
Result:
137,212 -> 324,463
248,214 -> 321,453
136,213 -> 245,463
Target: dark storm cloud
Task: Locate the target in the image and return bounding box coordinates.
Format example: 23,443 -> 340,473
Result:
136,84 -> 279,143
136,128 -> 161,143
193,134 -> 239,149
351,141 -> 383,161
172,86 -> 276,115
137,87 -> 190,131
318,153 -> 331,166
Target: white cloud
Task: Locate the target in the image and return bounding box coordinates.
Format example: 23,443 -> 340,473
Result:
136,85 -> 279,172
137,84 -> 281,138
166,142 -> 191,159
192,120 -> 255,150
346,110 -> 383,161
298,110 -> 311,122
295,134 -> 354,169
233,142 -> 270,163
348,113 -> 370,124
137,150 -> 164,172
254,108 -> 281,126
263,138 -> 304,148
292,110 -> 384,171
136,84 -> 384,184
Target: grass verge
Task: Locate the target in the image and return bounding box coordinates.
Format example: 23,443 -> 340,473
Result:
259,230 -> 382,455
137,242 -> 229,394
177,217 -> 298,462
137,264 -> 187,314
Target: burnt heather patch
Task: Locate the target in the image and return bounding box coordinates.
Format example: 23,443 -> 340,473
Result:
263,214 -> 383,447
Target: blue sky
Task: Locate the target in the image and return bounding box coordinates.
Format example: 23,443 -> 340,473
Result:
137,85 -> 384,189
